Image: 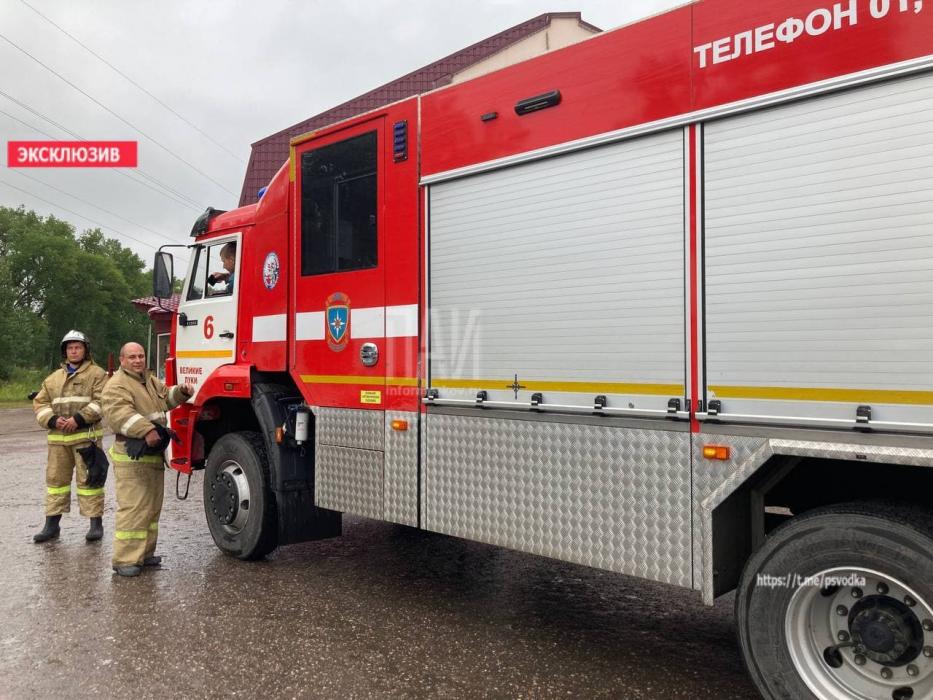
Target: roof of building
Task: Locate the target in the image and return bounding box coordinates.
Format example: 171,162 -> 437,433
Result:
132,294 -> 180,317
239,12 -> 600,205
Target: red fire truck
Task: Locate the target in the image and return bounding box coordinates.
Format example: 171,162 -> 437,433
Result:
151,1 -> 933,697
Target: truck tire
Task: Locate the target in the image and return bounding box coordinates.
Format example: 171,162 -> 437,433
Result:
736,501 -> 933,700
203,431 -> 278,560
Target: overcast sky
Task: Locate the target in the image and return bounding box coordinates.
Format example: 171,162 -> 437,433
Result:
0,0 -> 681,268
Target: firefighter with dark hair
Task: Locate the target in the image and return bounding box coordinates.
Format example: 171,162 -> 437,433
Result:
32,330 -> 108,543
207,241 -> 236,295
102,342 -> 192,577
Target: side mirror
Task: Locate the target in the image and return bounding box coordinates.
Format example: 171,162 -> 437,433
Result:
153,252 -> 174,299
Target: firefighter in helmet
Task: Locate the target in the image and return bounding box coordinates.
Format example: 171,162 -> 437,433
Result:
32,330 -> 109,543
101,342 -> 192,576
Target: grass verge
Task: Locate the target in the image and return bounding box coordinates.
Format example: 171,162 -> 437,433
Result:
0,368 -> 46,404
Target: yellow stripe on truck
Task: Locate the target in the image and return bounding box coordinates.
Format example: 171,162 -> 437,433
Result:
432,378 -> 685,395
709,385 -> 933,405
175,350 -> 233,359
300,374 -> 380,385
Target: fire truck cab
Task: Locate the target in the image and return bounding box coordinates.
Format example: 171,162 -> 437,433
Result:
153,1 -> 933,697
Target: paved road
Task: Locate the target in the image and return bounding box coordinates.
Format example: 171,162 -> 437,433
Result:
0,407 -> 759,699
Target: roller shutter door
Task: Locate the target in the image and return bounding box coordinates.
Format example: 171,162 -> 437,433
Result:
428,129 -> 686,412
704,72 -> 933,429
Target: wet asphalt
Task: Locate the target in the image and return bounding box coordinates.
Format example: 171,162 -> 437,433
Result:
0,407 -> 759,699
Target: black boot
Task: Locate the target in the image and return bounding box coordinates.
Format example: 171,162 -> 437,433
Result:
33,515 -> 61,543
85,517 -> 103,542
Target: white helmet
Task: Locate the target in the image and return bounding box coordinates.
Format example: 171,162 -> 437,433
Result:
61,329 -> 90,358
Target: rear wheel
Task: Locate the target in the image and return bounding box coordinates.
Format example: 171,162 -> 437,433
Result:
736,502 -> 933,700
203,431 -> 278,560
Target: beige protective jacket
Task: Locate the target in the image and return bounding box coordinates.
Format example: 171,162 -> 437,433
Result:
33,360 -> 108,445
101,368 -> 189,461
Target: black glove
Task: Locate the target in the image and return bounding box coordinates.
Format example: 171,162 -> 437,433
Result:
125,424 -> 177,461
77,443 -> 109,488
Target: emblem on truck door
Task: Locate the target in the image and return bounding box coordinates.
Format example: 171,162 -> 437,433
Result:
262,251 -> 280,290
325,292 -> 350,352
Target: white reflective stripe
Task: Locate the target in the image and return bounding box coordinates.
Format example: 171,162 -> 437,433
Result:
36,407 -> 54,420
351,307 -> 384,338
146,411 -> 166,423
52,396 -> 91,405
120,413 -> 147,434
295,311 -> 325,341
296,305 -> 418,341
386,304 -> 419,338
253,314 -> 287,343
85,402 -> 101,414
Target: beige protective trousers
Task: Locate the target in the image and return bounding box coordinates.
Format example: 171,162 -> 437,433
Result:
45,440 -> 105,517
111,452 -> 164,567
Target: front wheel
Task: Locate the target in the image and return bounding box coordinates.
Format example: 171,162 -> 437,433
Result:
203,431 -> 278,560
736,502 -> 933,700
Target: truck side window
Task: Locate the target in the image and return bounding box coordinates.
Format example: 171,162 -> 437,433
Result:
205,241 -> 236,297
186,246 -> 206,300
300,131 -> 377,276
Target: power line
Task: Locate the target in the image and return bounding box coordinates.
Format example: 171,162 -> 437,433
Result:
0,175 -> 189,266
19,0 -> 246,165
0,30 -> 238,197
2,122 -> 193,253
12,170 -> 186,250
0,106 -> 56,138
0,88 -> 201,209
0,89 -> 202,211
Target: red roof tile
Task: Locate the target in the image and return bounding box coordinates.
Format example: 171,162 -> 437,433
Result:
132,294 -> 180,316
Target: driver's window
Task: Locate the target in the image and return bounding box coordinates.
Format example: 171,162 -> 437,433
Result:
206,241 -> 236,297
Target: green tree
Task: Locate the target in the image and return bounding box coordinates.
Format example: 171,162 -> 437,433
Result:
0,206 -> 153,374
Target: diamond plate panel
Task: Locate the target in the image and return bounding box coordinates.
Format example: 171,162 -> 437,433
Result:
770,439 -> 933,467
691,435 -> 770,602
424,413 -> 693,588
689,435 -> 933,603
315,445 -> 383,520
315,407 -> 384,451
385,411 -> 418,526
420,415 -> 429,526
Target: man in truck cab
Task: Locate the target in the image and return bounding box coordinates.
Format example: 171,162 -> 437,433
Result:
207,241 -> 236,296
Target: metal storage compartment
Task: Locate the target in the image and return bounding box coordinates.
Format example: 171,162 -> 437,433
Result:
703,72 -> 933,430
427,129 -> 687,413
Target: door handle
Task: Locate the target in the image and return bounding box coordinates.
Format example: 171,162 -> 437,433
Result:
219,331 -> 234,339
360,342 -> 378,367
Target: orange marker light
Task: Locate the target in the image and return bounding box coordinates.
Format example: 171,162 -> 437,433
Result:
703,445 -> 730,460
391,419 -> 409,431
275,427 -> 284,444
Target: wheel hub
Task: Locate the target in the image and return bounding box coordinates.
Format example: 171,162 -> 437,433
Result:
850,596 -> 923,666
208,462 -> 251,532
210,473 -> 238,524
786,567 -> 933,700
